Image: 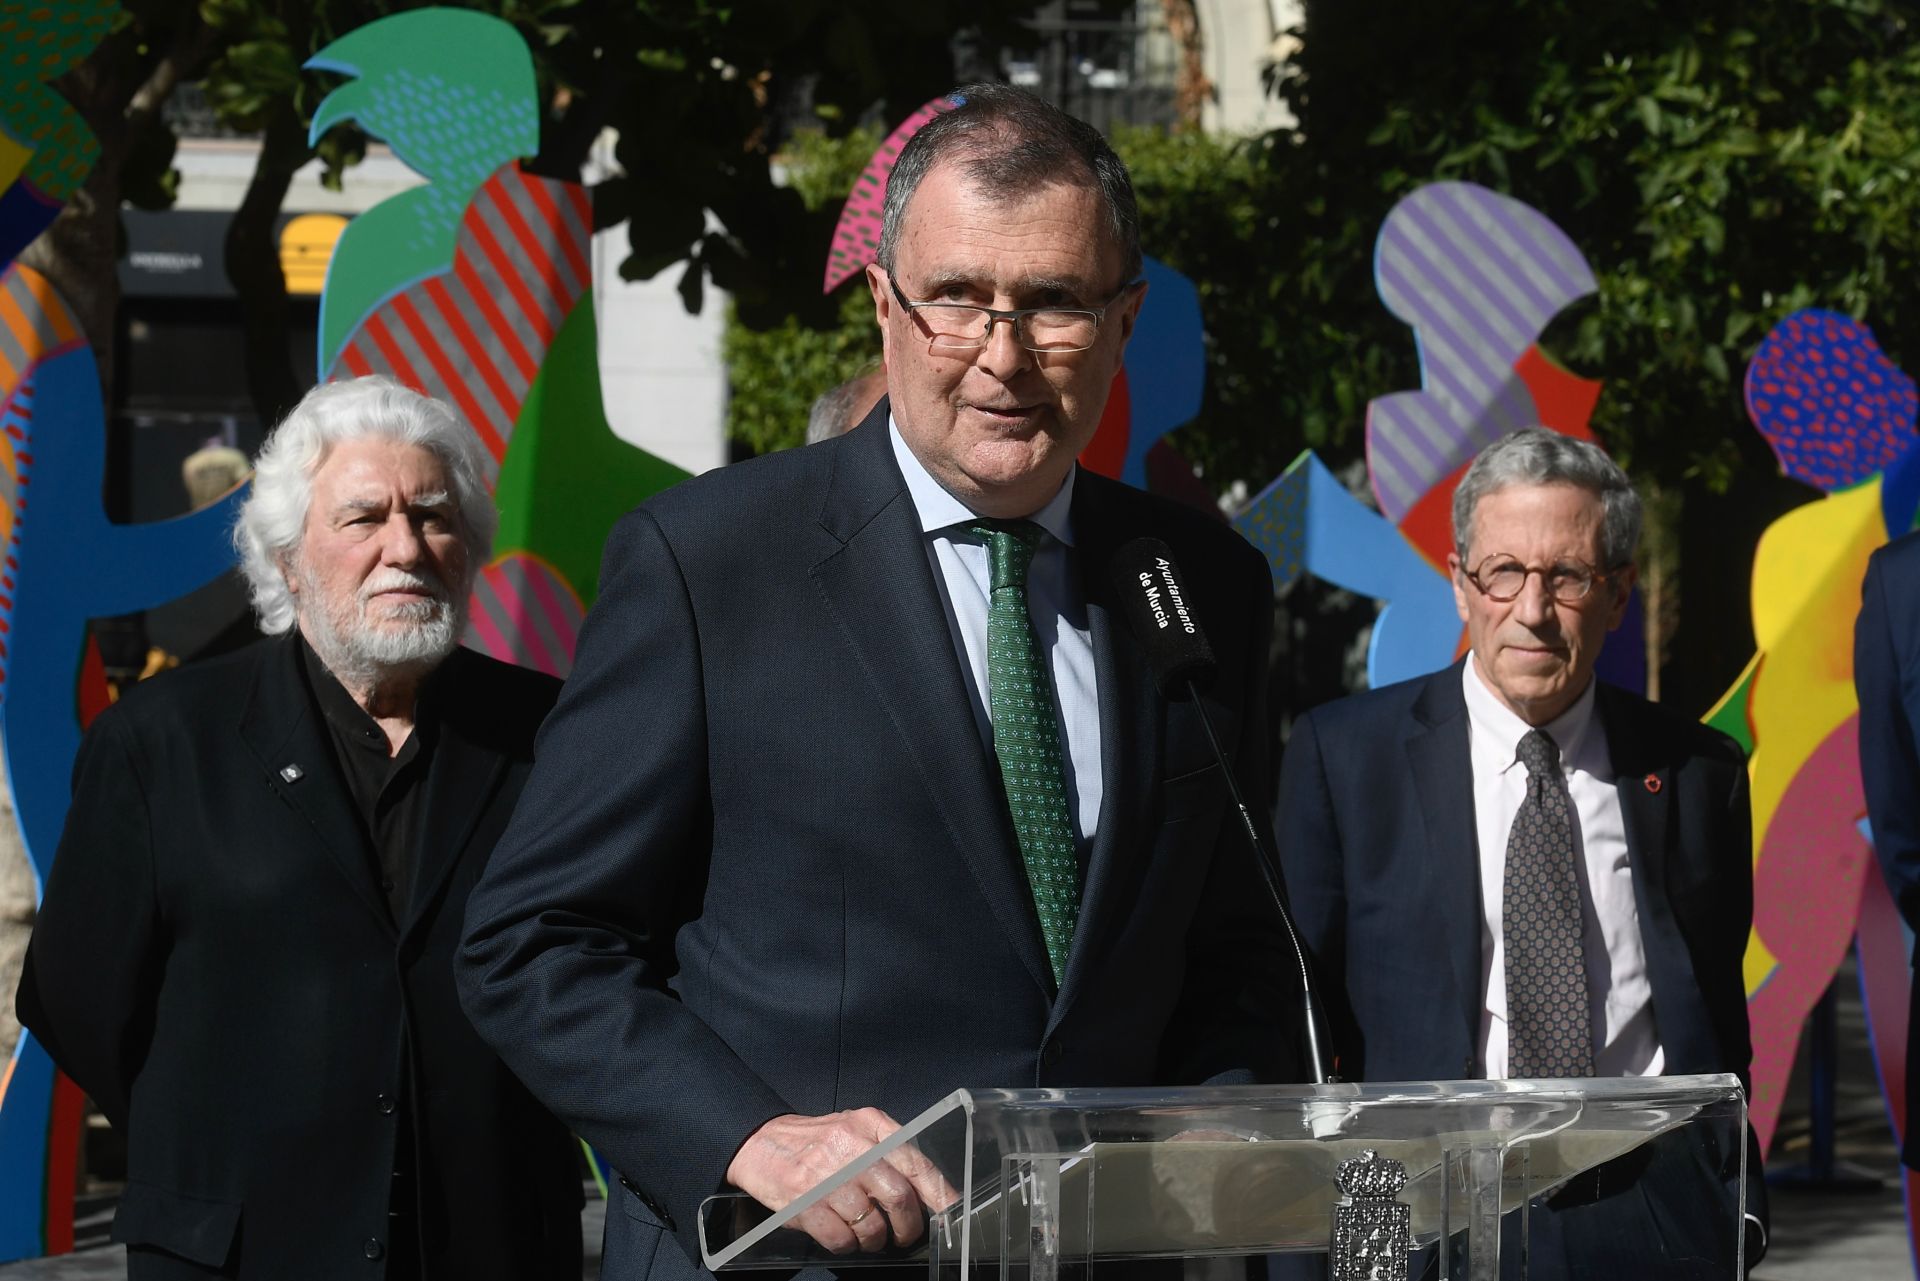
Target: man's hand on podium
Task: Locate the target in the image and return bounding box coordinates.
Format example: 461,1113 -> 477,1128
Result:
727,1108 -> 960,1255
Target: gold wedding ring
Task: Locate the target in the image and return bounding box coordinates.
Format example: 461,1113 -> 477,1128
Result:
848,1202 -> 876,1226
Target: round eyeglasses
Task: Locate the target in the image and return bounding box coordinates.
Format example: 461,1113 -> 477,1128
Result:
1461,555 -> 1620,604
886,272 -> 1142,354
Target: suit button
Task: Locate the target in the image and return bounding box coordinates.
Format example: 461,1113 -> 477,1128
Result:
1042,1038 -> 1064,1067
364,1238 -> 384,1260
618,1175 -> 637,1193
377,1094 -> 396,1115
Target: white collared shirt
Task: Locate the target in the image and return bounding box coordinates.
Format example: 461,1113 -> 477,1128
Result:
1463,658 -> 1664,1078
888,421 -> 1103,848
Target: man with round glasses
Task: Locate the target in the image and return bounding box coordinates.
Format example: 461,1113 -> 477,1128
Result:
1275,427 -> 1765,1277
459,83 -> 1294,1281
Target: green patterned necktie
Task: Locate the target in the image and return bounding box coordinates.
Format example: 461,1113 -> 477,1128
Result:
971,519 -> 1080,988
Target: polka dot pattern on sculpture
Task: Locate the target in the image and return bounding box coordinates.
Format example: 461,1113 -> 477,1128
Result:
1744,308 -> 1918,492
972,519 -> 1080,988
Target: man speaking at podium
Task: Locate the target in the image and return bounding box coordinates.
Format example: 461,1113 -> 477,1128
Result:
459,84 -> 1295,1281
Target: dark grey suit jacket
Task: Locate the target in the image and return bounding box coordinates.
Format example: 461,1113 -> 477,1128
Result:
1275,660 -> 1764,1276
458,404 -> 1299,1281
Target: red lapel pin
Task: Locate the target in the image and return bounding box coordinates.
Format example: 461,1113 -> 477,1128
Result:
1644,774 -> 1662,794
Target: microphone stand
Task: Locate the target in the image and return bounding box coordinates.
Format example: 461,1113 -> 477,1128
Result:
1184,677 -> 1339,1085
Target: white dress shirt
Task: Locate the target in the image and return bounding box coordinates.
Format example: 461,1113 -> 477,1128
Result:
889,422 -> 1103,848
1463,658 -> 1664,1078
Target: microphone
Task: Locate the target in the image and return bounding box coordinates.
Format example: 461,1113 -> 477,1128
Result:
1109,540 -> 1218,697
1109,537 -> 1339,1084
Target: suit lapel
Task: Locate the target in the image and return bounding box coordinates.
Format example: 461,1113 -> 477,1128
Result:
1599,685 -> 1714,1071
404,652 -> 510,938
1051,474 -> 1160,1022
810,411 -> 1053,998
1406,663 -> 1485,1059
237,635 -> 396,935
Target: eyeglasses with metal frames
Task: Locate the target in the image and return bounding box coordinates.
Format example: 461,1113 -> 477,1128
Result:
885,272 -> 1143,354
1461,554 -> 1620,604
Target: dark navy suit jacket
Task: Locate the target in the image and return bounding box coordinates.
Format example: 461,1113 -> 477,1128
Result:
458,404 -> 1298,1281
1856,529 -> 1920,1168
1274,660 -> 1764,1276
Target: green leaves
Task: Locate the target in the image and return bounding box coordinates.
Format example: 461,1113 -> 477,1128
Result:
541,0 -> 1050,322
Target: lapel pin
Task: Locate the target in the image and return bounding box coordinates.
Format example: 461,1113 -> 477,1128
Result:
1643,773 -> 1662,794
280,764 -> 304,784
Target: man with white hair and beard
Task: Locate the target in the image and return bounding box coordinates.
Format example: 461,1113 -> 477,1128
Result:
18,376 -> 583,1281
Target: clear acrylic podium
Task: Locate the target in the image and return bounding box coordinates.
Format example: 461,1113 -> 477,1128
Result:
698,1074 -> 1748,1281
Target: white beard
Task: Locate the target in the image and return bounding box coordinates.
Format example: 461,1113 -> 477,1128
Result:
298,564 -> 464,689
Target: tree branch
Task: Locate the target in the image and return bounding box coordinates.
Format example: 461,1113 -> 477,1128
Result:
124,12 -> 216,139
226,103 -> 313,426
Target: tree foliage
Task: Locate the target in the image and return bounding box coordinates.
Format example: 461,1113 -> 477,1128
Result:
530,0 -> 1046,328
721,126 -> 881,455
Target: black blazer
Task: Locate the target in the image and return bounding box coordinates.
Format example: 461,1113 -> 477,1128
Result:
1856,530 -> 1920,1167
1274,660 -> 1765,1273
458,405 -> 1299,1281
18,637 -> 583,1280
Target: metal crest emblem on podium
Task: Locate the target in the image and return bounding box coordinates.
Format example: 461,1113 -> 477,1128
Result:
1330,1148 -> 1411,1281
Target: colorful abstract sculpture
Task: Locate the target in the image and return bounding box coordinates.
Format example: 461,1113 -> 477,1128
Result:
1367,182 -> 1601,561
1747,308 -> 1920,533
309,8 -> 687,674
0,3 -> 247,1257
823,96 -> 954,296
1715,311 -> 1918,1241
1237,449 -> 1462,682
1078,254 -> 1206,491
0,0 -> 114,270
306,7 -> 540,376
1234,181 -> 1633,690
0,264 -> 241,1260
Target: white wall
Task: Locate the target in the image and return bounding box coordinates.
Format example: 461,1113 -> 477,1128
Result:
173,138 -> 426,213
590,224 -> 729,477
1200,0 -> 1302,134
584,132 -> 729,476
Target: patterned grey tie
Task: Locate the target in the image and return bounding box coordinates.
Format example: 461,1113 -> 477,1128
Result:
1503,728 -> 1596,1077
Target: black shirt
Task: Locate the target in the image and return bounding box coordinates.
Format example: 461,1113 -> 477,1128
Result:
297,636 -> 437,1275
298,636 -> 436,924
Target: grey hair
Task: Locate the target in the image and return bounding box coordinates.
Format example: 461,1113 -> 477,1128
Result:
876,83 -> 1142,286
805,366 -> 885,445
235,376 -> 497,635
1452,427 -> 1642,568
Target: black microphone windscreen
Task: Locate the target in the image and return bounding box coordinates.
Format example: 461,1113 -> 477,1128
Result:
1109,537 -> 1219,699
